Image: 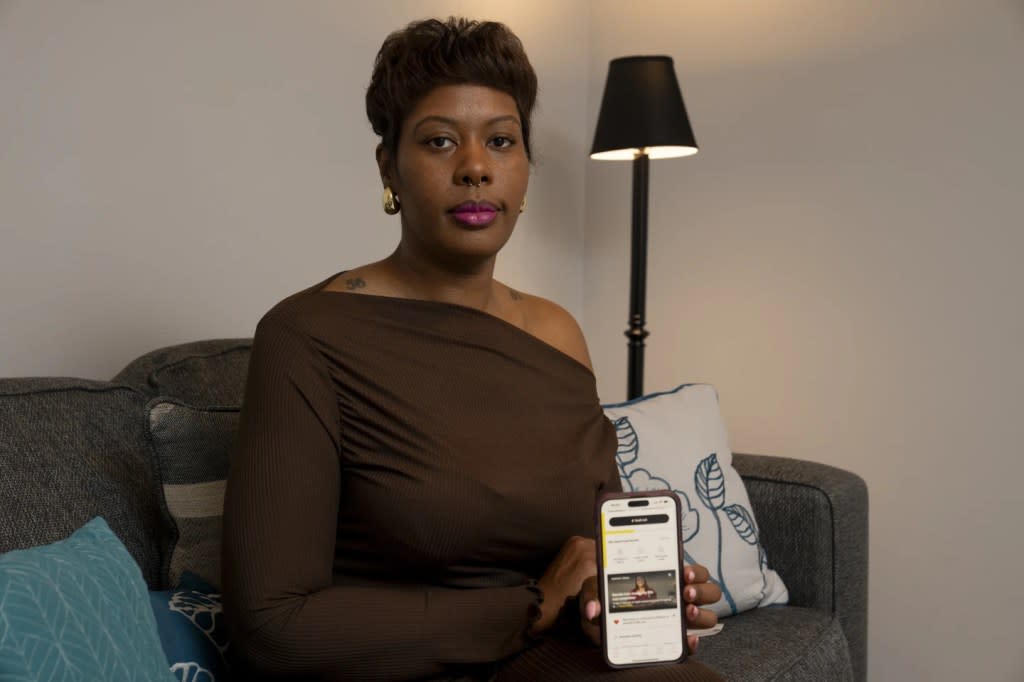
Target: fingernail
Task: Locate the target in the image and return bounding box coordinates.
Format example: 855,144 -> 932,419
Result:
585,600 -> 599,621
687,587 -> 696,601
686,569 -> 695,582
689,605 -> 698,618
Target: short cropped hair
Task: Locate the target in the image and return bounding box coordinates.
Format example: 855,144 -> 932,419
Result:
366,17 -> 538,161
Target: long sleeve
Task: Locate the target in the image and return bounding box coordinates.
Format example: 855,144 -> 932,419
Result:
602,430 -> 623,496
221,313 -> 541,681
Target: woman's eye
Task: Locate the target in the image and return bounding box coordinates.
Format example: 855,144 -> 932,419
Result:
491,136 -> 515,149
427,137 -> 454,149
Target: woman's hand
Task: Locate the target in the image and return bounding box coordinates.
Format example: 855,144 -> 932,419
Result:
576,563 -> 722,653
577,575 -> 602,645
681,563 -> 721,652
530,536 -> 597,636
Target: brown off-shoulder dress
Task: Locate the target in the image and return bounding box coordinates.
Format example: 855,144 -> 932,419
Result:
221,273 -> 723,682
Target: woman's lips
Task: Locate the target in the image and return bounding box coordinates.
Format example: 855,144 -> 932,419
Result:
449,201 -> 499,227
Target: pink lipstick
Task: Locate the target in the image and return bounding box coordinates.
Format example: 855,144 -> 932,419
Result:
449,201 -> 499,227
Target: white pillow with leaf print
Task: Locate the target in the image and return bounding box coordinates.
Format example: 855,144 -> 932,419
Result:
603,383 -> 788,617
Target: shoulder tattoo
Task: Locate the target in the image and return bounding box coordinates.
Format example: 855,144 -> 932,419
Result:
345,277 -> 367,291
509,289 -> 523,301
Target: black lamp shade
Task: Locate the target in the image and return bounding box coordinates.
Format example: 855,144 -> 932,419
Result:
591,56 -> 697,160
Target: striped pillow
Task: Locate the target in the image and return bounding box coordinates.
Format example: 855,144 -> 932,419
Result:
147,399 -> 238,589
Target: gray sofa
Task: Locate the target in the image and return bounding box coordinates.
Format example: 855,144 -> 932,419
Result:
0,339 -> 868,681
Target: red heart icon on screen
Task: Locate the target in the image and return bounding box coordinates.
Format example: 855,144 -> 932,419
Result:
614,619 -> 620,624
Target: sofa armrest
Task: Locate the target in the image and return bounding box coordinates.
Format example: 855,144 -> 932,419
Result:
733,453 -> 868,682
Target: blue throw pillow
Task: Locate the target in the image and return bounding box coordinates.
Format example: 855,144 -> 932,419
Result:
0,516 -> 176,681
149,571 -> 229,681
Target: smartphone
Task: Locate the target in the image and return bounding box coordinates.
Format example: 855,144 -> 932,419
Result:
596,490 -> 687,668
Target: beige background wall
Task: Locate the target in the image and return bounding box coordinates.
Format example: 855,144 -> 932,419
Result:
3,1 -> 1023,680
0,0 -> 590,378
584,1 -> 1024,680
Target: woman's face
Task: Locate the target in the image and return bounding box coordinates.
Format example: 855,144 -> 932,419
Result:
379,84 -> 529,269
636,576 -> 647,588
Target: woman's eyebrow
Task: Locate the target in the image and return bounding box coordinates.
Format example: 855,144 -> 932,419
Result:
412,115 -> 457,133
486,115 -> 521,128
412,114 -> 521,134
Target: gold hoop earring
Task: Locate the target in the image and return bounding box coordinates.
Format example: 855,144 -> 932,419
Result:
519,195 -> 527,214
382,186 -> 401,215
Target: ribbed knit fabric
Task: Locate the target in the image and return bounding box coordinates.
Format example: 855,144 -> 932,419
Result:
221,274 -> 661,681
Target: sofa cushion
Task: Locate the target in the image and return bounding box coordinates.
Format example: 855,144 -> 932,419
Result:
113,339 -> 252,407
603,384 -> 788,617
149,571 -> 229,682
0,378 -> 169,588
0,516 -> 176,681
148,398 -> 239,588
697,606 -> 853,681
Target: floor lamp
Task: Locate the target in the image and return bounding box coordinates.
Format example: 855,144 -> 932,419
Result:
590,56 -> 698,400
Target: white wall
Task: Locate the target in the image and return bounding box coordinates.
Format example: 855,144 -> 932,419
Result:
585,1 -> 1024,680
0,0 -> 590,378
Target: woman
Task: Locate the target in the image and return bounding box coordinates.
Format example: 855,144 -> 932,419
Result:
630,576 -> 657,600
222,17 -> 723,681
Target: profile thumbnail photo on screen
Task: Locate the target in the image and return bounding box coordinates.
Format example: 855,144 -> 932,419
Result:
607,570 -> 679,613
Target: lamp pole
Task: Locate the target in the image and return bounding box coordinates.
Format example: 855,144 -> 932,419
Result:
626,149 -> 650,400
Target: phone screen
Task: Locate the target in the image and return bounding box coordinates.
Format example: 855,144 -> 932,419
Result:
598,493 -> 686,667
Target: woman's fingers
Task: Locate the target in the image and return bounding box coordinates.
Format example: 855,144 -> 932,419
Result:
682,581 -> 722,606
579,575 -> 600,622
683,563 -> 711,585
578,575 -> 602,645
688,635 -> 700,654
685,603 -> 719,629
682,564 -> 722,606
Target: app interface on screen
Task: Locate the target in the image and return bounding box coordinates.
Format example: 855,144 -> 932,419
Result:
600,496 -> 684,665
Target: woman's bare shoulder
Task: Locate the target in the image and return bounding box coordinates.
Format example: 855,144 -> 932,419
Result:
320,262 -> 399,296
500,284 -> 593,371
